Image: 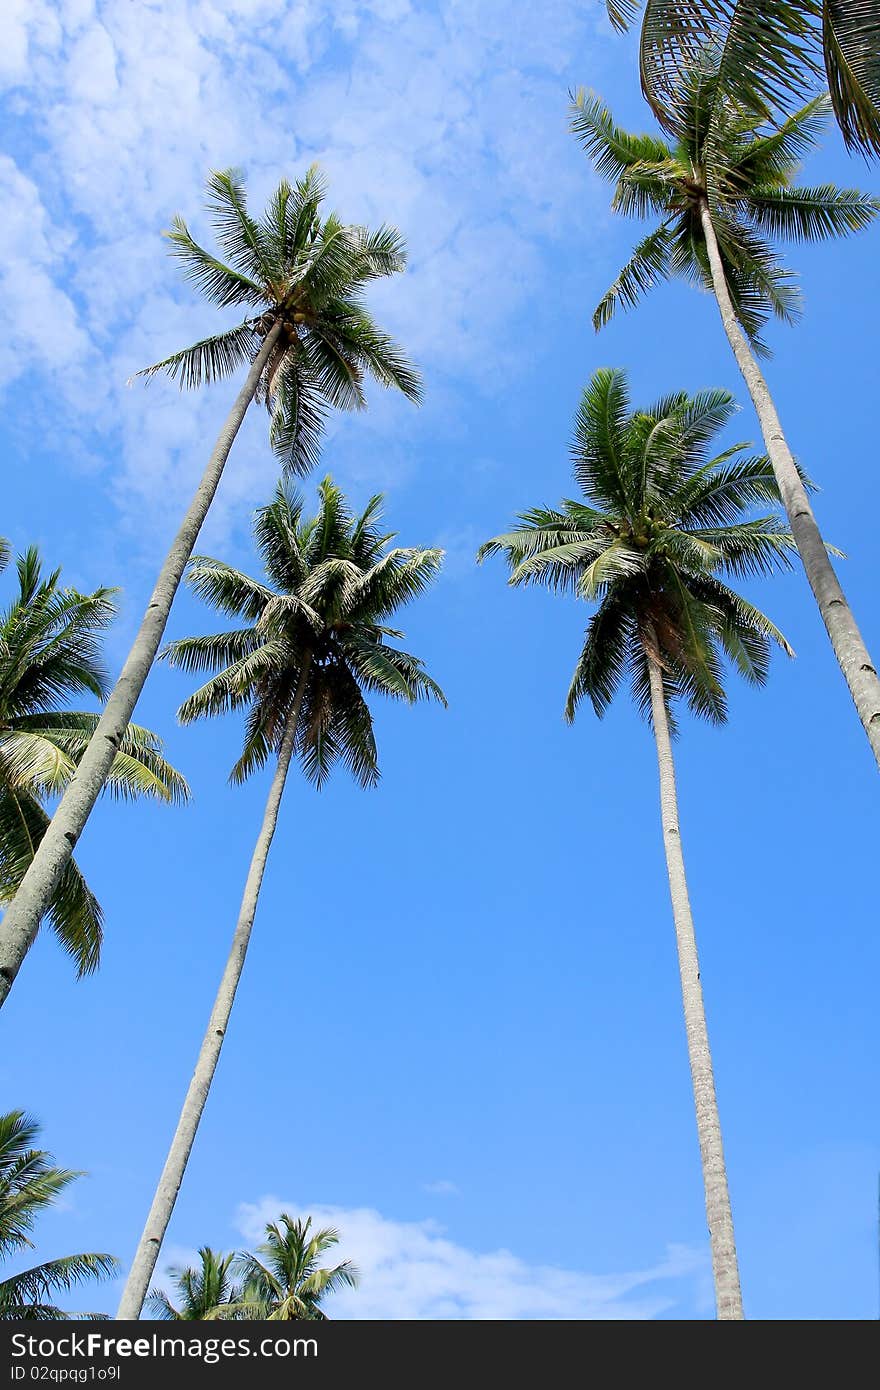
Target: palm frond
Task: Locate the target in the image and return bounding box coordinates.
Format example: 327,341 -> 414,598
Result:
635,0 -> 822,136
593,224 -> 674,330
205,169 -> 272,282
569,89 -> 673,179
185,558 -> 274,622
483,366 -> 793,731
351,222 -> 409,278
747,183 -> 880,240
5,714 -> 188,804
572,368 -> 636,511
565,590 -> 635,719
267,354 -> 328,477
134,321 -> 261,391
165,217 -> 266,307
823,0 -> 880,154
0,1254 -> 118,1310
0,788 -> 102,974
315,308 -> 422,403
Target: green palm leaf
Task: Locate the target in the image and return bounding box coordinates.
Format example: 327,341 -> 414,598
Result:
134,321 -> 262,391
575,66 -> 878,354
0,549 -> 188,975
824,0 -> 880,152
482,367 -> 792,730
748,184 -> 880,239
614,0 -> 880,156
166,478 -> 444,787
165,218 -> 265,308
134,164 -> 420,476
0,1112 -> 116,1320
593,225 -> 675,329
231,1216 -> 358,1321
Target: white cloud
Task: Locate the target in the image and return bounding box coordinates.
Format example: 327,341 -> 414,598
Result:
234,1197 -> 708,1320
0,155 -> 91,388
0,0 -> 611,549
422,1178 -> 460,1196
0,1 -> 611,564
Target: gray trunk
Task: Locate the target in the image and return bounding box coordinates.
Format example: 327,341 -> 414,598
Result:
700,202 -> 880,770
0,322 -> 283,1009
116,660 -> 310,1320
646,644 -> 744,1321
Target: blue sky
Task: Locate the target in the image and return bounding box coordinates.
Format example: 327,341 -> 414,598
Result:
1,0 -> 878,1320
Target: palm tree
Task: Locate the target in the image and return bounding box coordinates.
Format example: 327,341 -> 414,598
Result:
0,547 -> 187,986
0,1111 -> 117,1319
571,64 -> 880,770
606,0 -> 880,156
233,1216 -> 358,1320
480,369 -> 796,1320
0,167 -> 421,1008
146,1248 -> 242,1320
116,479 -> 444,1318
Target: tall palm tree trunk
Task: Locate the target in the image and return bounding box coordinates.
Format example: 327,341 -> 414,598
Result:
116,657 -> 310,1320
700,203 -> 880,770
0,323 -> 283,1010
645,641 -> 744,1321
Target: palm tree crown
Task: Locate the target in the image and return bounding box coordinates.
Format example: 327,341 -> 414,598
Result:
147,1248 -> 242,1320
234,1215 -> 358,1320
163,478 -> 445,786
0,1111 -> 117,1319
573,61 -> 879,355
606,0 -> 880,157
0,548 -> 188,975
479,368 -> 795,724
138,166 -> 421,475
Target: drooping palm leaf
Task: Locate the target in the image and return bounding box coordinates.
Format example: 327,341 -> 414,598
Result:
0,549 -> 189,975
610,0 -> 880,155
0,1112 -> 117,1320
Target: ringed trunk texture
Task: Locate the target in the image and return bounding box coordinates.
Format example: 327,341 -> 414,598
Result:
116,660 -> 310,1320
700,202 -> 880,771
0,322 -> 283,1010
646,646 -> 744,1321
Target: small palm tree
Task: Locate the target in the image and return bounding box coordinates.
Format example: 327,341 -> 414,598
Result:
0,1111 -> 117,1319
480,369 -> 796,1320
607,0 -> 880,157
117,479 -> 444,1318
0,548 -> 187,987
146,1248 -> 242,1320
571,63 -> 880,770
234,1216 -> 358,1320
0,166 -> 421,1007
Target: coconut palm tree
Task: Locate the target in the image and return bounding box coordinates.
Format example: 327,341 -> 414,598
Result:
116,479 -> 444,1318
606,0 -> 880,156
146,1248 -> 242,1320
231,1216 -> 358,1321
571,64 -> 880,770
480,368 -> 796,1320
0,547 -> 187,985
0,167 -> 421,1008
0,1111 -> 117,1319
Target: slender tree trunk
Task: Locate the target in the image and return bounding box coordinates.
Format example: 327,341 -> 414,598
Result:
0,322 -> 283,1010
699,201 -> 880,770
116,658 -> 310,1320
645,642 -> 744,1321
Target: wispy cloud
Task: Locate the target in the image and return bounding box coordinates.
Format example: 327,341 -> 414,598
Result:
234,1196 -> 708,1319
423,1178 -> 460,1196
